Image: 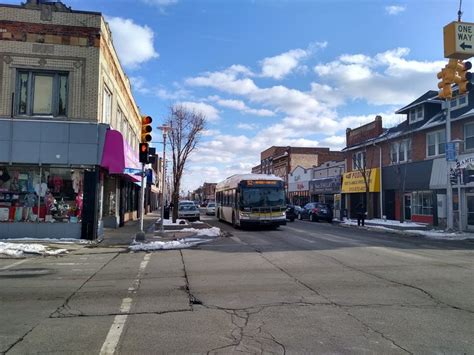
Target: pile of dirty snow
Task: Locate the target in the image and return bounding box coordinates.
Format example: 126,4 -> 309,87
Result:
0,242 -> 68,258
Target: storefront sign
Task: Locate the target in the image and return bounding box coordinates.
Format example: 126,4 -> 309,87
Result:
341,168 -> 380,193
455,156 -> 474,169
288,180 -> 309,192
310,176 -> 341,194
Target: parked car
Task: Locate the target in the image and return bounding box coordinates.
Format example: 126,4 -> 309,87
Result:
297,202 -> 333,223
285,205 -> 297,222
206,202 -> 216,215
178,202 -> 200,221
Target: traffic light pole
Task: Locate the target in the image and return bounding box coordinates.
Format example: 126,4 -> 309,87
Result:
139,162 -> 146,233
445,99 -> 454,231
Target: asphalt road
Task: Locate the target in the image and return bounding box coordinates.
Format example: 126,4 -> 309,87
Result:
1,216 -> 473,354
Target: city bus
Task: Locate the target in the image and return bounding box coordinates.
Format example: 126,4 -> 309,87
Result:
215,174 -> 287,228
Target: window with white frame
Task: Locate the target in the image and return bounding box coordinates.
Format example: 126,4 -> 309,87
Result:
352,151 -> 366,170
16,70 -> 68,117
449,94 -> 468,110
426,130 -> 446,157
465,122 -> 474,150
390,139 -> 411,164
412,191 -> 433,216
102,86 -> 112,124
409,106 -> 424,124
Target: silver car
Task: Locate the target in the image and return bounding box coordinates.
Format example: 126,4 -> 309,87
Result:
178,203 -> 200,221
206,202 -> 216,215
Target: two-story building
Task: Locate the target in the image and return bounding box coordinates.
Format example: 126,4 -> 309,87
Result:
0,0 -> 149,239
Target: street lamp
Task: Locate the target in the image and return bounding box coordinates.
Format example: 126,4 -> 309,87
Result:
158,125 -> 171,233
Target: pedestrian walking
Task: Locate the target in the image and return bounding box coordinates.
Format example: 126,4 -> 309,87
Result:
356,203 -> 366,226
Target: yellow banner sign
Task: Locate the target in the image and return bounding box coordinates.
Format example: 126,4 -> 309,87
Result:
341,168 -> 380,193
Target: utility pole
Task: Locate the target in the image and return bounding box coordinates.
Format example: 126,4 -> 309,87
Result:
445,101 -> 454,230
158,125 -> 170,233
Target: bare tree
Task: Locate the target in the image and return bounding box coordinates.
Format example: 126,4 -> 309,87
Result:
165,105 -> 205,222
352,149 -> 375,218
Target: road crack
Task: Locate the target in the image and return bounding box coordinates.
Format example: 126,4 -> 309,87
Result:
50,253 -> 120,318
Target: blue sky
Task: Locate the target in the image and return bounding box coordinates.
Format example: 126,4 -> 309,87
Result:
5,0 -> 473,191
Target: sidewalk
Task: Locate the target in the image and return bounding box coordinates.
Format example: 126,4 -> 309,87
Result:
99,211 -> 160,247
338,218 -> 474,241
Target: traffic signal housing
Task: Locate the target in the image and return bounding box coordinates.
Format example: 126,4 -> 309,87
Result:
437,59 -> 458,99
454,60 -> 472,95
139,143 -> 149,164
141,116 -> 153,143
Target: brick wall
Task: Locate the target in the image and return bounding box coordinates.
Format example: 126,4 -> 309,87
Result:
346,116 -> 383,147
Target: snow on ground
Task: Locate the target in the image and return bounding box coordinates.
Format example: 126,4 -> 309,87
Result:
180,227 -> 221,237
340,219 -> 473,240
0,242 -> 68,258
163,218 -> 187,225
129,227 -> 222,252
342,218 -> 427,228
404,229 -> 474,240
129,238 -> 208,252
2,238 -> 90,244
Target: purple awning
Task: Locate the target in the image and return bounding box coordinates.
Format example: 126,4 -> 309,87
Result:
101,130 -> 141,182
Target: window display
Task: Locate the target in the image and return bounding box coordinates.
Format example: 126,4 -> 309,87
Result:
0,165 -> 84,223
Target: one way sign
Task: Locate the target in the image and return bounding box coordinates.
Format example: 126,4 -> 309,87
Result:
444,21 -> 474,60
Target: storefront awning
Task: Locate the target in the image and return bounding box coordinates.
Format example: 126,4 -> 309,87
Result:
342,168 -> 380,193
101,130 -> 141,182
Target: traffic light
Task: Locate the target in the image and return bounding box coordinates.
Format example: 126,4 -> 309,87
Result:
139,143 -> 149,164
141,116 -> 153,143
437,59 -> 457,99
454,60 -> 472,95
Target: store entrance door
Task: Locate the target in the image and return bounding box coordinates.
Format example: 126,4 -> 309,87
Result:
404,193 -> 412,221
466,194 -> 474,231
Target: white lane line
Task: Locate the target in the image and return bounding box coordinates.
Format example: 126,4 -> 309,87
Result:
0,259 -> 28,270
99,254 -> 151,355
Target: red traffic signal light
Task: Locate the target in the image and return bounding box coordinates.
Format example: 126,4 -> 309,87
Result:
139,143 -> 149,164
141,116 -> 153,143
454,60 -> 472,95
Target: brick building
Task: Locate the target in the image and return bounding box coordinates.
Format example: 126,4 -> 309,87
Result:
0,0 -> 155,239
259,146 -> 344,190
343,87 -> 474,230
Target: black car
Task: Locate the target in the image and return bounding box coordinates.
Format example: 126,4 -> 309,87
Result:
285,205 -> 298,222
297,202 -> 333,223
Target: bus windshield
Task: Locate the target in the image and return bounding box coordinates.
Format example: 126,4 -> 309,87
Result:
241,187 -> 285,208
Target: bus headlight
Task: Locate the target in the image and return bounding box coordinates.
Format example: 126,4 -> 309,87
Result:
240,212 -> 251,219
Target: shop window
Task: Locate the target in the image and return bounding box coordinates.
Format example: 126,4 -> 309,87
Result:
16,70 -> 68,117
412,191 -> 433,216
426,130 -> 446,157
0,166 -> 84,223
465,123 -> 474,150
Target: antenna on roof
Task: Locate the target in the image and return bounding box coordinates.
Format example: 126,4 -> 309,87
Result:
457,0 -> 463,21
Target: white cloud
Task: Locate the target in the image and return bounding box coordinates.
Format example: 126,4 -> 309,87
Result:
385,5 -> 406,15
260,48 -> 309,80
237,123 -> 259,130
314,47 -> 445,105
177,101 -> 220,121
213,98 -> 275,117
142,0 -> 178,6
259,42 -> 327,80
107,17 -> 159,69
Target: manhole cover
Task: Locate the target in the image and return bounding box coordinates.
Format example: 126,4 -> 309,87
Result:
0,268 -> 53,278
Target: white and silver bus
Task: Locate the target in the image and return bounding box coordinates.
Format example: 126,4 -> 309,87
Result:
215,174 -> 287,228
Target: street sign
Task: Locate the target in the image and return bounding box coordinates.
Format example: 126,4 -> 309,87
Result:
444,21 -> 474,59
446,142 -> 457,161
124,167 -> 142,174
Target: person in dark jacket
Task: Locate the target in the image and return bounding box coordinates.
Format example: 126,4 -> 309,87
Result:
356,203 -> 366,226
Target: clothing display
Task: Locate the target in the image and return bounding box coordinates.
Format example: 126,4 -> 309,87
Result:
0,166 -> 85,224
